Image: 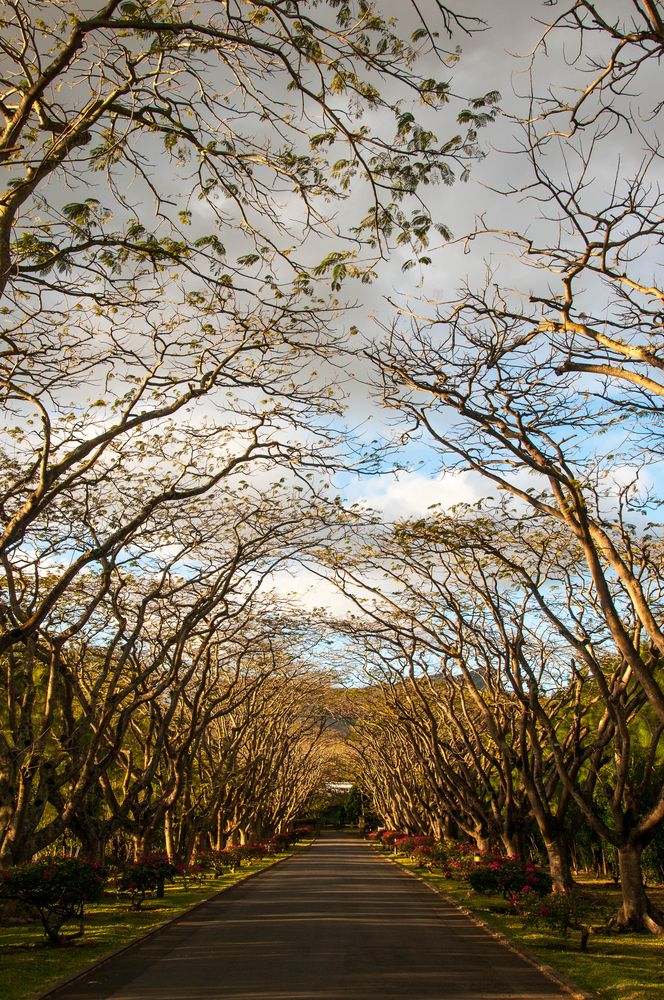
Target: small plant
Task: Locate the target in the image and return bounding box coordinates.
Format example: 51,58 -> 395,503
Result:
267,832 -> 294,852
118,854 -> 176,910
411,844 -> 434,867
515,886 -> 611,952
174,861 -> 206,889
393,834 -> 434,856
468,856 -> 552,899
435,841 -> 481,878
375,830 -> 406,849
0,857 -> 105,945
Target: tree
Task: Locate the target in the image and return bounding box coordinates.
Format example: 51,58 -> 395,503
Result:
0,486 -> 333,864
368,0 -> 664,932
0,0 -> 499,659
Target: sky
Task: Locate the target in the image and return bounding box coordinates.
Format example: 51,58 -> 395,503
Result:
4,1 -> 661,619
264,0 -> 664,613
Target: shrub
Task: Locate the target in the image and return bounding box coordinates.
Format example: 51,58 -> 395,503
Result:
376,830 -> 405,849
267,832 -> 294,852
198,850 -> 228,877
393,835 -> 434,855
411,845 -> 434,867
118,854 -> 176,910
0,857 -> 105,945
514,886 -> 612,951
431,841 -> 480,878
174,861 -> 206,889
468,856 -> 552,899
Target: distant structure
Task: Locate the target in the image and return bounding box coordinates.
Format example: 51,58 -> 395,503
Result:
326,781 -> 353,793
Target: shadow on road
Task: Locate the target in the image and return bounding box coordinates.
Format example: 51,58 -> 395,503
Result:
47,833 -> 572,1000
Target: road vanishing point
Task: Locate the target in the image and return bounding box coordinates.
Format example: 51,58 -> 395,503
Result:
45,834 -> 576,1000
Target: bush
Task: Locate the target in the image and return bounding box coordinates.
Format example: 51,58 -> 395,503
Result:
468,856 -> 552,899
431,841 -> 480,878
411,845 -> 435,867
267,832 -> 294,852
174,861 -> 206,888
376,830 -> 405,849
118,854 -> 176,910
197,850 -> 228,877
514,886 -> 612,951
393,835 -> 434,855
0,857 -> 105,945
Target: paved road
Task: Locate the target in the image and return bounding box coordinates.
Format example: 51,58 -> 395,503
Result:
47,834 -> 574,999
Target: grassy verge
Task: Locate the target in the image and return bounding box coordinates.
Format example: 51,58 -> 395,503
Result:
1,846 -> 308,1000
383,852 -> 664,1000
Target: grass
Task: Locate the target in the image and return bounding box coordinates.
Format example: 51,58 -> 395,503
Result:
385,853 -> 664,1000
0,848 -> 303,1000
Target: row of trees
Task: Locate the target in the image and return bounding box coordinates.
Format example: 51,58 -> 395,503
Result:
331,0 -> 664,937
1,2 -> 489,868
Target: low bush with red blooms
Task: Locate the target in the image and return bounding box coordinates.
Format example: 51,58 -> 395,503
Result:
514,885 -> 611,951
220,841 -> 274,870
294,823 -> 316,838
197,850 -> 228,877
174,860 -> 206,888
430,841 -> 480,878
468,855 -> 552,899
393,835 -> 434,855
0,857 -> 106,944
376,830 -> 406,849
411,844 -> 435,867
118,854 -> 176,910
267,832 -> 295,852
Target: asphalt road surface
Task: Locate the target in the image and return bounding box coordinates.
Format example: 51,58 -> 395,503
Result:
46,833 -> 574,1000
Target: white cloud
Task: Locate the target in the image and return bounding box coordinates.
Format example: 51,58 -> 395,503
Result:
266,566 -> 358,617
353,469 -> 497,519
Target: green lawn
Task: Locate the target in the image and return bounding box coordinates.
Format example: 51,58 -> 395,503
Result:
0,851 -> 298,1000
386,854 -> 664,1000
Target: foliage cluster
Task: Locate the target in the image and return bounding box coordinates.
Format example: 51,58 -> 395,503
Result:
0,858 -> 105,944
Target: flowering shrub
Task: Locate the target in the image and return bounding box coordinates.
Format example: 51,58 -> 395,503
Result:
197,850 -> 228,877
267,832 -> 295,852
431,841 -> 480,878
411,845 -> 434,867
0,857 -> 106,945
514,886 -> 611,951
393,835 -> 434,855
375,830 -> 406,849
118,854 -> 176,910
468,856 -> 552,899
174,861 -> 206,889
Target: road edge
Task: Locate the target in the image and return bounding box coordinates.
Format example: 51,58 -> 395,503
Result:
31,841 -> 314,1000
374,848 -> 596,1000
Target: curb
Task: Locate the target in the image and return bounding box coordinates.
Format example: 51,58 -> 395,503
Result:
373,848 -> 596,1000
31,843 -> 313,1000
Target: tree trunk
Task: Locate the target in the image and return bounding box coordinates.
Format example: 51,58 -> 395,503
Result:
616,844 -> 664,933
500,831 -> 522,858
473,832 -> 491,854
78,833 -> 106,866
133,832 -> 152,860
164,811 -> 175,862
544,836 -> 574,893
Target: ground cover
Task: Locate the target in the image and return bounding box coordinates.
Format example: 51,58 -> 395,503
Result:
387,853 -> 664,1000
0,847 -> 304,1000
